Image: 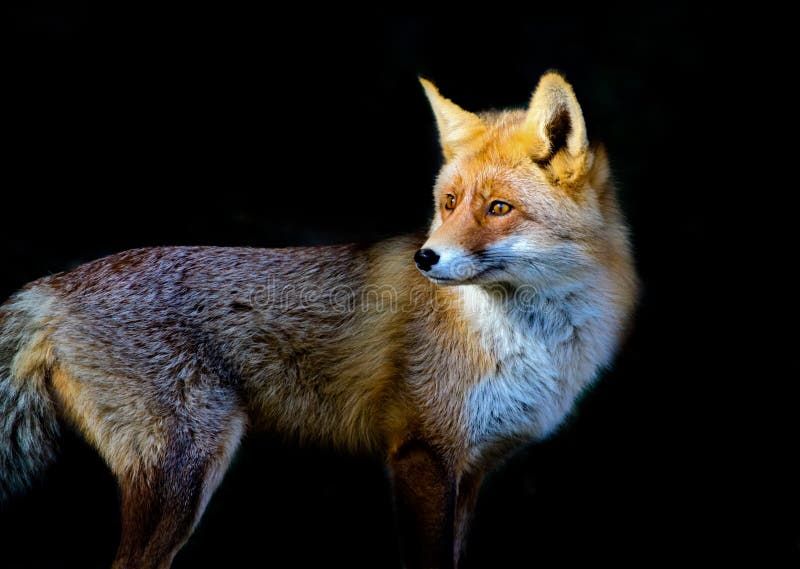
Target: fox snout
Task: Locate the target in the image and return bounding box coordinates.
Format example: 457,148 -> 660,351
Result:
414,244 -> 485,284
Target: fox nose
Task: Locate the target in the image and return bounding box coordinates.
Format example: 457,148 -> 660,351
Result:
414,248 -> 440,272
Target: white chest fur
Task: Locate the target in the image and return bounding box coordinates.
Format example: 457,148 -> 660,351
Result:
458,280 -> 621,458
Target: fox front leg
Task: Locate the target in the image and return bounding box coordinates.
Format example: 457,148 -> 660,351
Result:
389,441 -> 457,569
454,470 -> 483,568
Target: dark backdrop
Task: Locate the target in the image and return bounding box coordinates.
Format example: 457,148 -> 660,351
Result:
2,5 -> 797,568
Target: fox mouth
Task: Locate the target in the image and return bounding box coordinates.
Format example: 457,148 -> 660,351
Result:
424,265 -> 504,285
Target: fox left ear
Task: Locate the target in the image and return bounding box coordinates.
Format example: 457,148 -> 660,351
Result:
524,72 -> 590,176
420,78 -> 486,162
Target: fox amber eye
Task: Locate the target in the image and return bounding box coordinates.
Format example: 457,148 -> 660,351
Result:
444,194 -> 457,211
489,201 -> 513,216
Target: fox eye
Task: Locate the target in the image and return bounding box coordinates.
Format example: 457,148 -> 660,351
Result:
489,201 -> 513,216
444,194 -> 457,211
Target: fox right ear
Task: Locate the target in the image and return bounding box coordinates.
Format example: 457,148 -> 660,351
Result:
523,72 -> 593,192
524,72 -> 589,163
420,78 -> 486,162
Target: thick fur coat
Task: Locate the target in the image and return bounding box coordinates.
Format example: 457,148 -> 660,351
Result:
0,72 -> 638,569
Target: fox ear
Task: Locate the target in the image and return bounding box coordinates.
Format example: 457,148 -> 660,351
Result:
524,72 -> 588,164
420,78 -> 486,162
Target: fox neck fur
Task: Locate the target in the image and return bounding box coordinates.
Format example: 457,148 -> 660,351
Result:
388,238 -> 631,471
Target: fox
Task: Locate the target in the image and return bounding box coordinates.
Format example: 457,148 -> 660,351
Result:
0,71 -> 637,569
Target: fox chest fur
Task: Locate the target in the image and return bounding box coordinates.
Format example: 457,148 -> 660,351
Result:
397,273 -> 624,469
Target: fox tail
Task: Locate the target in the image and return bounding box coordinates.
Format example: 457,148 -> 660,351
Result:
0,292 -> 60,502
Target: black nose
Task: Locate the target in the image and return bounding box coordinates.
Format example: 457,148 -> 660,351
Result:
414,248 -> 440,272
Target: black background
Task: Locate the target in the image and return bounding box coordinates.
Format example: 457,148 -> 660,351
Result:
2,5 -> 797,568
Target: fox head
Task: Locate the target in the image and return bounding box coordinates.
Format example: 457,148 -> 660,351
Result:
417,72 -> 622,289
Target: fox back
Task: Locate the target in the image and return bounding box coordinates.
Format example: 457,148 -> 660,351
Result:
0,72 -> 637,569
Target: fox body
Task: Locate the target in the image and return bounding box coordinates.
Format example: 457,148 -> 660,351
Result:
0,72 -> 637,568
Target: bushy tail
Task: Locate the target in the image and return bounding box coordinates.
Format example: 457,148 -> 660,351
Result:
0,295 -> 60,502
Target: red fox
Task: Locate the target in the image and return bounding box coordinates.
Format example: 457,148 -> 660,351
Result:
0,72 -> 637,569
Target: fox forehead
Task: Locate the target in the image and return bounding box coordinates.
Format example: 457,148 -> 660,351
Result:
433,115 -> 553,197
434,153 -> 552,210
